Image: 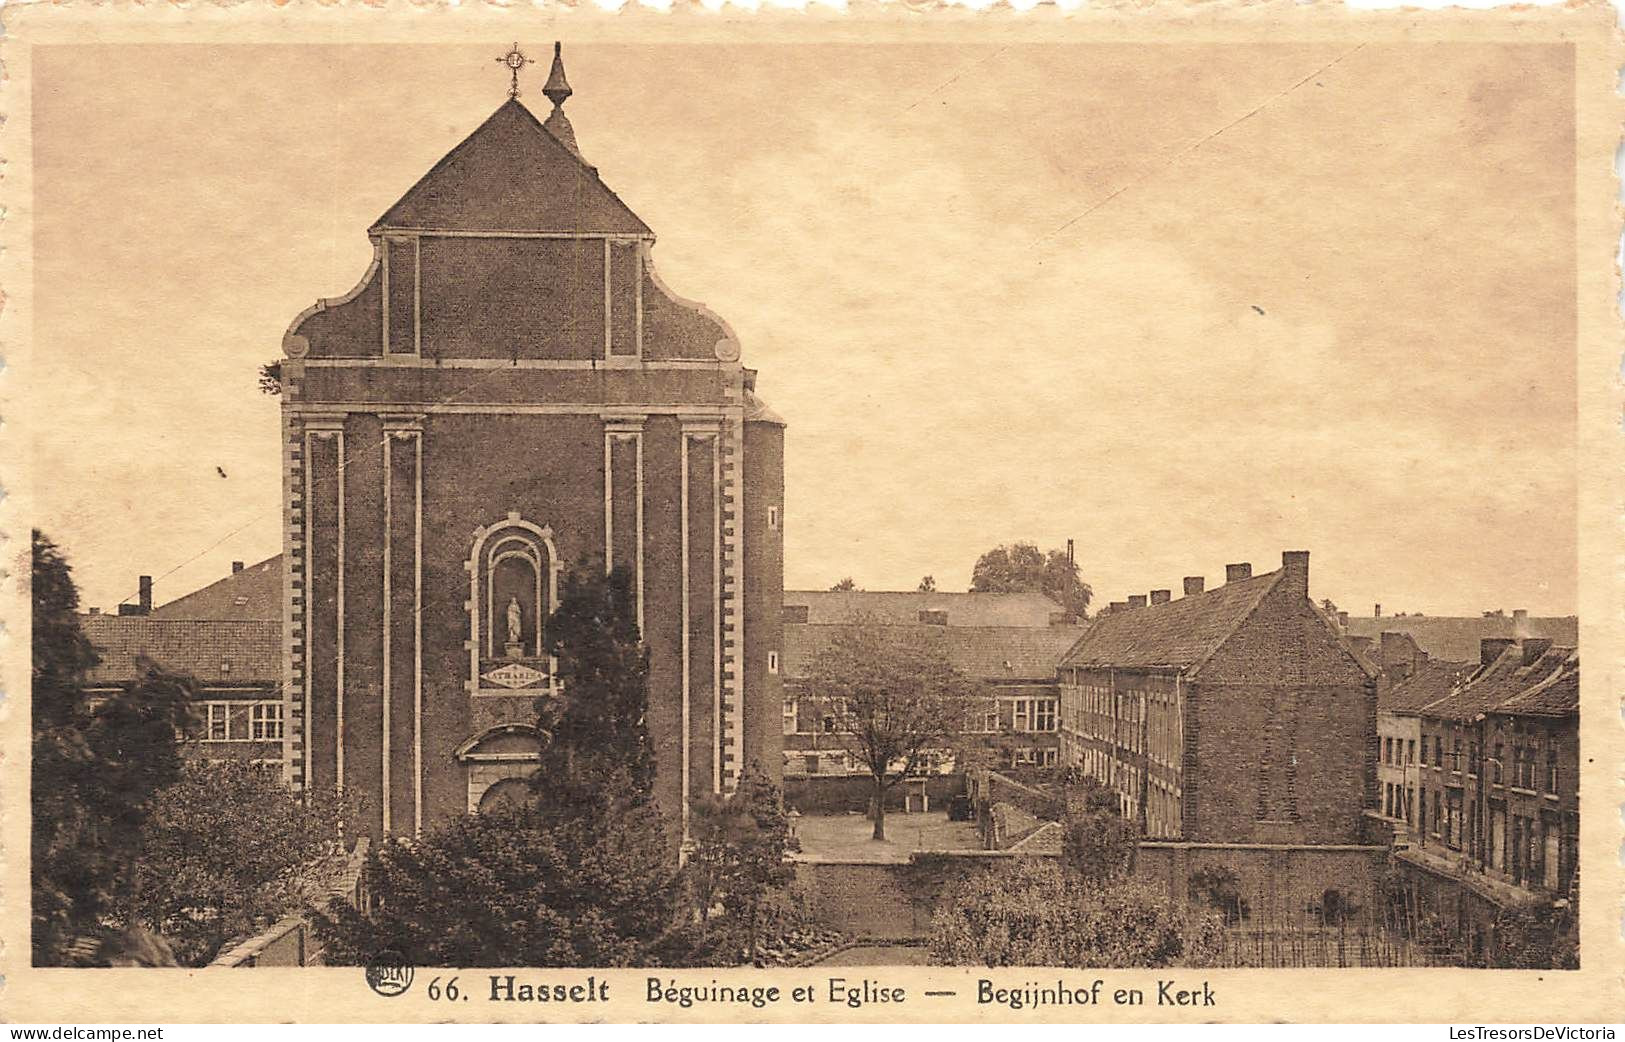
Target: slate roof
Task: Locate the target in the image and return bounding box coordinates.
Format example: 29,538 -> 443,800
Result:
1057,569 -> 1283,672
1381,658 -> 1473,714
1493,667 -> 1578,718
371,99 -> 652,237
1418,644 -> 1576,723
783,589 -> 1067,629
149,556 -> 281,622
80,616 -> 280,685
782,624 -> 1079,683
1343,615 -> 1577,663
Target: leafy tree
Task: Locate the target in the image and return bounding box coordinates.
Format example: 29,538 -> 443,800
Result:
929,857 -> 1223,968
804,621 -> 982,840
970,542 -> 1092,618
916,575 -> 937,593
258,361 -> 282,396
316,794 -> 689,967
1062,777 -> 1138,886
685,762 -> 794,962
117,760 -> 345,966
829,577 -> 858,592
32,531 -> 193,965
539,564 -> 655,803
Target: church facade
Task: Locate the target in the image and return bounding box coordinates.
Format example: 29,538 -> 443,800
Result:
277,46 -> 785,839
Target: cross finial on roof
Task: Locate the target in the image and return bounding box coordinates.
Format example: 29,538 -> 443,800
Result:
496,43 -> 534,100
543,41 -> 573,109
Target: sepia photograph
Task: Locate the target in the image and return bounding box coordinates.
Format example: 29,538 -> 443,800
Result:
4,5 -> 1620,1027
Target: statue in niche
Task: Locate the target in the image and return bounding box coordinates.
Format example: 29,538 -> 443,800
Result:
505,595 -> 523,657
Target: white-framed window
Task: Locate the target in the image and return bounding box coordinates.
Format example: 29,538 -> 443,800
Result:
198,700 -> 280,743
782,699 -> 798,736
768,651 -> 780,675
251,702 -> 284,740
1034,698 -> 1057,732
1012,700 -> 1032,733
767,506 -> 779,530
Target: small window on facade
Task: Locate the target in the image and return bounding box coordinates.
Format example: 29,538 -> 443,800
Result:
767,506 -> 779,530
782,699 -> 797,736
768,651 -> 779,674
252,702 -> 284,741
804,754 -> 820,775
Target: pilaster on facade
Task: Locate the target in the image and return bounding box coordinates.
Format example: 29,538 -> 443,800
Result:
381,414 -> 424,836
281,388 -> 307,792
302,414 -> 347,797
602,411 -> 647,637
718,408 -> 746,791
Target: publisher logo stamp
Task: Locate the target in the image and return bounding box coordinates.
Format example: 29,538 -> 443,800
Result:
365,951 -> 414,997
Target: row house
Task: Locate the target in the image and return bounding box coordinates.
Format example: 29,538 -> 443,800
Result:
1404,638 -> 1579,902
780,591 -> 1082,777
1057,551 -> 1378,843
1373,632 -> 1471,829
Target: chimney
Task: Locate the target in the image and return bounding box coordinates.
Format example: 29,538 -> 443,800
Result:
1280,550 -> 1309,596
1108,601 -> 1127,613
1374,603 -> 1382,618
88,607 -> 100,615
1512,608 -> 1530,640
1066,539 -> 1074,565
1520,638 -> 1553,667
1480,637 -> 1516,667
232,560 -> 244,574
1337,610 -> 1349,632
1183,576 -> 1205,596
1225,563 -> 1252,583
1381,631 -> 1416,679
1127,594 -> 1148,609
138,575 -> 153,615
1150,589 -> 1171,605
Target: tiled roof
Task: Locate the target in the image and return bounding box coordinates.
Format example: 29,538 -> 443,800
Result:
372,99 -> 651,237
1344,615 -> 1577,663
782,624 -> 1078,682
1057,569 -> 1282,672
1381,658 -> 1473,713
1490,660 -> 1579,719
149,555 -> 281,622
1419,644 -> 1576,723
80,616 -> 280,685
783,589 -> 1067,628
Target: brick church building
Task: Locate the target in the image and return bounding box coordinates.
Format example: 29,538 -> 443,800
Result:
277,45 -> 785,839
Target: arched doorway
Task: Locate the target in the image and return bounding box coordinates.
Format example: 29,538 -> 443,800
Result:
477,777 -> 534,813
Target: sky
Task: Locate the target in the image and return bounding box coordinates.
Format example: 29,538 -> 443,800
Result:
31,41 -> 1577,618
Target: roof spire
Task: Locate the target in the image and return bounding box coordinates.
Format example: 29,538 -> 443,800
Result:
543,41 -> 573,108
540,41 -> 582,159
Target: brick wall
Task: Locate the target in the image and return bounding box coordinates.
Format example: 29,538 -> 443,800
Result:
1192,584 -> 1376,844
1135,842 -> 1387,925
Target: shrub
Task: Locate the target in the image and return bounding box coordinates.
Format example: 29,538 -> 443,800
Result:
929,857 -> 1224,968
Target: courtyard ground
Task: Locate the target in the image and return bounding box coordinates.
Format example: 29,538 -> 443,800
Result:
792,810 -> 981,863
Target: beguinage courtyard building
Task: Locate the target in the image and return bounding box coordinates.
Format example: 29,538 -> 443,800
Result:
277,46 -> 785,838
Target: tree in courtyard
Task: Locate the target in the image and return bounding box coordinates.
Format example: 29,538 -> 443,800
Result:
118,760 -> 345,966
32,531 -> 194,965
970,542 -> 1092,618
803,621 -> 983,840
685,761 -> 795,962
916,575 -> 937,593
829,577 -> 858,592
